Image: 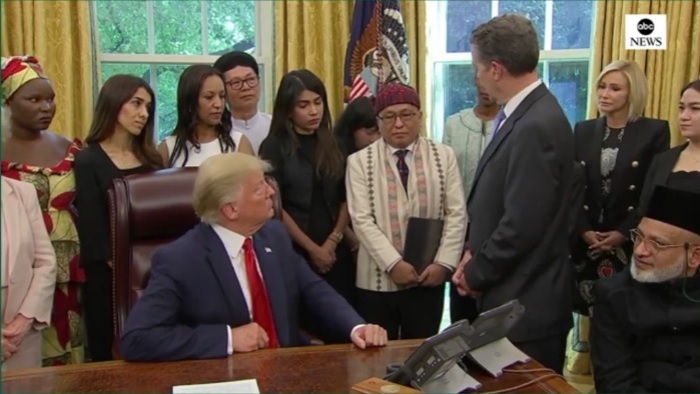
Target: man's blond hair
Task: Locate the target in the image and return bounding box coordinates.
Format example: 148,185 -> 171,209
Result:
597,60 -> 648,122
193,152 -> 272,224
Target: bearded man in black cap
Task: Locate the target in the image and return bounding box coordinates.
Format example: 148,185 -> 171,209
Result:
591,185 -> 700,392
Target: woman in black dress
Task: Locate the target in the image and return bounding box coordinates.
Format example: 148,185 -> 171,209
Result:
568,60 -> 670,374
259,70 -> 356,341
74,75 -> 164,361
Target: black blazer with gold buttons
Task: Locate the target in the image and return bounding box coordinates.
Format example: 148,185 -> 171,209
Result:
574,116 -> 670,236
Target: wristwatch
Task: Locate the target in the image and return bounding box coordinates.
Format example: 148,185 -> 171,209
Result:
330,231 -> 344,242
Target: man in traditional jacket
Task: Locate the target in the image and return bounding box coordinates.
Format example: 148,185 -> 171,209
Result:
346,83 -> 467,340
591,185 -> 700,392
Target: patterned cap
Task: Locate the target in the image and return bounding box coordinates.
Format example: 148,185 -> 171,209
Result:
374,83 -> 420,115
646,186 -> 700,235
1,55 -> 47,102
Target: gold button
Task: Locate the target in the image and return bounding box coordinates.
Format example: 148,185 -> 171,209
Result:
583,205 -> 589,211
629,185 -> 636,191
628,206 -> 634,212
632,161 -> 639,168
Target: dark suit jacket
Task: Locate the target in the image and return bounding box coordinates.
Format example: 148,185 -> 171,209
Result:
591,269 -> 700,392
573,117 -> 669,235
466,83 -> 575,343
120,220 -> 364,361
627,143 -> 686,230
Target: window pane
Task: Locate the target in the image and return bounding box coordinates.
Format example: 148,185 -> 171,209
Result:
438,62 -> 545,123
547,60 -> 590,126
552,0 -> 594,49
445,0 -> 492,53
207,0 -> 256,55
154,0 -> 202,55
498,1 -> 545,50
154,64 -> 189,141
96,1 -> 148,54
100,63 -> 150,85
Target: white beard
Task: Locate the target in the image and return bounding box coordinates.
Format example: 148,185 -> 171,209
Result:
631,256 -> 687,283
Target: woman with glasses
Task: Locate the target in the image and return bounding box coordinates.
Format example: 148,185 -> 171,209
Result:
259,70 -> 356,341
158,65 -> 255,167
213,51 -> 271,154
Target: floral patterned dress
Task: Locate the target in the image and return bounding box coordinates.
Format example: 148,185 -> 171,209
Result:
1,138 -> 86,366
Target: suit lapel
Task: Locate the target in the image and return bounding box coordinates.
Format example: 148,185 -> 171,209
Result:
252,230 -> 289,346
469,84 -> 548,201
588,117 -> 605,207
202,224 -> 249,322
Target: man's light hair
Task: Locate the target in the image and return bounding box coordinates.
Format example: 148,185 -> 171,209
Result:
1,106 -> 10,144
597,60 -> 648,122
192,152 -> 272,224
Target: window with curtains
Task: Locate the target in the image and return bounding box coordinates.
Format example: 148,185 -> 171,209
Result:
427,0 -> 596,141
92,0 -> 274,141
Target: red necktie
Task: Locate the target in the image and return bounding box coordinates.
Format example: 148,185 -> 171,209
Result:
242,238 -> 279,348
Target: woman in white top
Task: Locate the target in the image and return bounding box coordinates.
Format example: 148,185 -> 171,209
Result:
158,65 -> 255,167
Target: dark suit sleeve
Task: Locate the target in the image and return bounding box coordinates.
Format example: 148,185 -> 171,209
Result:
617,122 -> 669,233
466,121 -> 562,290
73,151 -> 109,267
120,250 -> 228,361
590,279 -> 647,392
573,122 -> 592,235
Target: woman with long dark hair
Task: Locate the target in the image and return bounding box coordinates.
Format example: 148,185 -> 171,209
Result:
259,70 -> 357,332
334,96 -> 379,156
158,65 -> 254,167
74,74 -> 163,361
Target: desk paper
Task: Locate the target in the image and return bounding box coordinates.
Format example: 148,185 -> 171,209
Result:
173,379 -> 260,393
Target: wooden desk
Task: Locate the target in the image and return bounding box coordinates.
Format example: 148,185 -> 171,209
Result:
2,340 -> 577,393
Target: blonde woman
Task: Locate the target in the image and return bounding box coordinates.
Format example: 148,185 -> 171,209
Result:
1,106 -> 57,371
568,60 -> 670,375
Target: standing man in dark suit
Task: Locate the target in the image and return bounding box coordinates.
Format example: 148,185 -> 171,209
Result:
452,14 -> 574,373
121,153 -> 387,361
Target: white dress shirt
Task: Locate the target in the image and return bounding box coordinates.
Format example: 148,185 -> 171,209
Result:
231,111 -> 272,154
211,224 -> 259,355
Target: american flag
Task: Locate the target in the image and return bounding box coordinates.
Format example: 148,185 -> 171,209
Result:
344,0 -> 409,103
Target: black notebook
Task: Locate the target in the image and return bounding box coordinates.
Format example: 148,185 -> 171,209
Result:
403,217 -> 444,273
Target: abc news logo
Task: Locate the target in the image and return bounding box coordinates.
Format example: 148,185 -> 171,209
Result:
625,15 -> 667,50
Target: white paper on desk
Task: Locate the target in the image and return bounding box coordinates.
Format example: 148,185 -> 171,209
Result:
172,379 -> 260,394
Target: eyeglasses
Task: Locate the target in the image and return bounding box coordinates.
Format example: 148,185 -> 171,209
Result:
377,111 -> 418,126
630,228 -> 688,254
225,76 -> 259,90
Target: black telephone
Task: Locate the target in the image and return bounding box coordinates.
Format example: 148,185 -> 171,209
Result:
384,319 -> 473,387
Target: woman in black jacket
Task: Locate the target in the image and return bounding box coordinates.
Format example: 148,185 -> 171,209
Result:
568,60 -> 669,374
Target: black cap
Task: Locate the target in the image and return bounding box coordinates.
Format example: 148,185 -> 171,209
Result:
646,186 -> 700,235
213,51 -> 259,76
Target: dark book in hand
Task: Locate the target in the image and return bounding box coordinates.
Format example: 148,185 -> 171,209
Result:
403,217 -> 444,274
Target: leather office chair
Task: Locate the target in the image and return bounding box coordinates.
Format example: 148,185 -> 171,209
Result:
109,167 -> 199,357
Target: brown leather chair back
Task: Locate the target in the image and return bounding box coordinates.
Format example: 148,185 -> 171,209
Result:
109,168 -> 199,346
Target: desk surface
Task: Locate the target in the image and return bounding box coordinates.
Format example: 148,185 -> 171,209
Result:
2,340 -> 577,393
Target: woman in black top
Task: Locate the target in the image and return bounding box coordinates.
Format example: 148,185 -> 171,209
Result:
259,70 -> 356,338
634,79 -> 700,211
74,75 -> 163,361
333,96 -> 380,253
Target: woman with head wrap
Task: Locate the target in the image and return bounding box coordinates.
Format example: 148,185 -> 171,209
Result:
1,55 -> 86,365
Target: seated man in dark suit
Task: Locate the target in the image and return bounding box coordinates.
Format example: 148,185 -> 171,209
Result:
591,186 -> 700,392
121,153 -> 387,361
